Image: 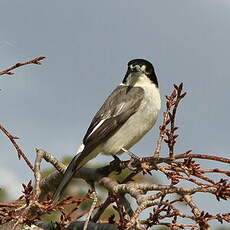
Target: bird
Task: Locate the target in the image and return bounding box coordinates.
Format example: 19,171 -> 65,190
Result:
53,59 -> 161,201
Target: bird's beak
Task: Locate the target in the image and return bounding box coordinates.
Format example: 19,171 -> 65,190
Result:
130,64 -> 142,73
126,64 -> 145,86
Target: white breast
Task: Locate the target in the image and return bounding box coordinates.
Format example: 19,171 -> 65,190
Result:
102,83 -> 161,155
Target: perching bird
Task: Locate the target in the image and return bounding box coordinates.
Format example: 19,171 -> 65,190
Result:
53,59 -> 161,201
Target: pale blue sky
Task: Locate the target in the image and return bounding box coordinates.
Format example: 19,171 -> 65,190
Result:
0,0 -> 229,228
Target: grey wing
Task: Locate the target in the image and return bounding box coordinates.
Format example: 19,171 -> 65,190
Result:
52,86 -> 144,201
83,86 -> 144,150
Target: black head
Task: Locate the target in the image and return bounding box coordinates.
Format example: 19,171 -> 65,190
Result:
122,59 -> 159,87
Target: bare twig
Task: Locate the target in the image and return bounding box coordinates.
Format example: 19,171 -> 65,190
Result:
92,195 -> 114,222
164,83 -> 186,159
154,111 -> 170,158
0,56 -> 46,76
0,124 -> 34,171
83,191 -> 98,230
175,152 -> 230,164
33,149 -> 44,200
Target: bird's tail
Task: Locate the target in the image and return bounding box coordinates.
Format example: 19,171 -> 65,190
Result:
52,150 -> 88,202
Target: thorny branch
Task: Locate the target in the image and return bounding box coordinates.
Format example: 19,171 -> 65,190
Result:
0,82 -> 230,230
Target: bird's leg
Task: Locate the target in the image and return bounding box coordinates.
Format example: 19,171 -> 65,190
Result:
112,155 -> 121,163
110,155 -> 123,175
